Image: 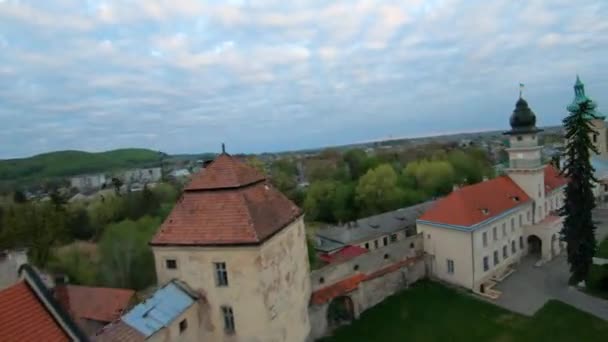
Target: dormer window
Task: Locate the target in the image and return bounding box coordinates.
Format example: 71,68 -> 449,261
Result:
480,208 -> 490,215
511,196 -> 520,202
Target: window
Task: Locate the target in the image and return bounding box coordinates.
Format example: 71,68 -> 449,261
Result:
374,240 -> 379,249
517,135 -> 523,141
483,256 -> 489,271
518,214 -> 522,228
593,134 -> 598,143
319,277 -> 324,284
519,236 -> 524,249
512,240 -> 516,254
545,202 -> 548,213
383,236 -> 388,246
493,251 -> 499,266
482,232 -> 488,247
526,211 -> 530,222
365,243 -> 370,249
165,259 -> 177,269
384,253 -> 389,260
353,265 -> 359,271
447,259 -> 455,274
221,306 -> 235,334
493,227 -> 497,241
510,219 -> 514,232
179,319 -> 188,333
503,223 -> 507,238
390,233 -> 398,242
538,205 -> 542,218
503,245 -> 508,259
214,262 -> 228,287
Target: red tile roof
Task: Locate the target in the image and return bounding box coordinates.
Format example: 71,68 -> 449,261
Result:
55,285 -> 135,324
310,274 -> 366,305
151,154 -> 302,246
93,320 -> 144,342
419,176 -> 531,227
185,153 -> 265,190
319,245 -> 368,264
0,281 -> 69,342
544,165 -> 568,193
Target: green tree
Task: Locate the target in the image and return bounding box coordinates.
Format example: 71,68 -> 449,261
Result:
246,156 -> 267,175
403,160 -> 455,196
304,181 -> 338,222
343,149 -> 369,180
66,206 -> 94,240
98,216 -> 159,290
332,182 -> 356,223
561,99 -> 598,284
356,164 -> 403,216
12,190 -> 27,203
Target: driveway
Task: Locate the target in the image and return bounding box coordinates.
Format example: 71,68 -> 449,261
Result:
491,209 -> 608,320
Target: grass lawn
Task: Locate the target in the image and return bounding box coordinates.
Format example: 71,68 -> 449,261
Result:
597,238 -> 608,259
321,281 -> 608,342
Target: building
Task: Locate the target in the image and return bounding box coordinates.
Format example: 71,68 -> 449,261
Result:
0,249 -> 28,290
54,284 -> 135,336
95,280 -> 200,342
70,173 -> 107,192
0,264 -> 87,341
122,167 -> 162,185
416,94 -> 568,295
113,152 -> 313,341
315,201 -> 436,256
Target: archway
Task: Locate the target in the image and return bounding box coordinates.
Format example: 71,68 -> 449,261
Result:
327,296 -> 355,327
527,235 -> 542,257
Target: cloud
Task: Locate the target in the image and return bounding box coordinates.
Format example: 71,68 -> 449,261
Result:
1,0 -> 608,158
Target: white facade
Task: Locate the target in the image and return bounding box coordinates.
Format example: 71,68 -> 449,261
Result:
123,167 -> 162,184
70,173 -> 107,191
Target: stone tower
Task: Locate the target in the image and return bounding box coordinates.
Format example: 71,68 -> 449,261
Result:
504,94 -> 546,223
150,152 -> 311,342
567,75 -> 607,159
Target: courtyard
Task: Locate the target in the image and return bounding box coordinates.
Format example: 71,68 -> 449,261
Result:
321,281 -> 608,342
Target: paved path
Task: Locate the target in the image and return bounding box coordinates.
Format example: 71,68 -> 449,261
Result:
493,254 -> 608,321
487,209 -> 608,320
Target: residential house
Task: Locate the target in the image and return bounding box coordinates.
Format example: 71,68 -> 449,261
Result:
0,264 -> 87,341
315,201 -> 436,257
54,284 -> 135,336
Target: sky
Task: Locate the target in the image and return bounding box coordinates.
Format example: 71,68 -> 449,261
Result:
1,0 -> 608,159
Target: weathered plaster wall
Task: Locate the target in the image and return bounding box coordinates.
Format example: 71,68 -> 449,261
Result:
152,218 -> 310,342
308,235 -> 426,340
147,303 -> 203,342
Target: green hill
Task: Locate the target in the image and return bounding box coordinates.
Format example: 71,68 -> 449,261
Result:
0,149 -> 164,189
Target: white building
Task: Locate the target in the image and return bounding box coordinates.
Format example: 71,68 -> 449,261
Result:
122,167 -> 162,184
416,94 -> 567,297
70,173 -> 107,191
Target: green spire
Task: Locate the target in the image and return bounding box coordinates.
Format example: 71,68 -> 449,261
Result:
567,75 -> 604,119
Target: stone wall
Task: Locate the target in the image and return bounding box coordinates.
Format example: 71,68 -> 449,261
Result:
307,235 -> 426,340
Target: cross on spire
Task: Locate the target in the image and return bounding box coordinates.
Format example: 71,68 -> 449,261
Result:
519,83 -> 525,98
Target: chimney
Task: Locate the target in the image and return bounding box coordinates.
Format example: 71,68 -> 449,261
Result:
452,184 -> 459,192
482,176 -> 488,182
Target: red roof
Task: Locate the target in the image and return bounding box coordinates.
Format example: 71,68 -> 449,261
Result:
186,154 -> 265,190
311,274 -> 366,305
544,165 -> 568,193
319,245 -> 368,264
55,285 -> 134,324
419,176 -> 531,227
151,154 -> 302,246
93,320 -> 144,342
0,281 -> 69,342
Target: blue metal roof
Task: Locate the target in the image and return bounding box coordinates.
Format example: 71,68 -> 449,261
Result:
121,282 -> 194,337
591,156 -> 608,180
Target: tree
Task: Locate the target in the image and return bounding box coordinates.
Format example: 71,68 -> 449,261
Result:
561,99 -> 598,284
111,177 -> 123,195
403,160 -> 455,196
343,149 -> 369,180
98,216 -> 159,290
13,190 -> 27,203
356,164 -> 403,216
304,181 -> 338,222
246,156 -> 267,175
66,206 -> 94,240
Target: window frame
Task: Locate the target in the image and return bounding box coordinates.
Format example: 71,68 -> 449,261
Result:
483,256 -> 489,272
165,259 -> 177,270
390,233 -> 398,242
214,262 -> 229,287
447,259 -> 455,275
482,231 -> 488,247
503,245 -> 508,259
221,306 -> 236,334
383,236 -> 389,246
511,240 -> 516,254
493,250 -> 499,266
179,319 -> 188,334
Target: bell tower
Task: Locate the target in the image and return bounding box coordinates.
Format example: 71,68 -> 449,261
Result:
567,75 -> 607,159
504,90 -> 546,223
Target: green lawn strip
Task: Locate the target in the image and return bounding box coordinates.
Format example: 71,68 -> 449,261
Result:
322,281 -> 608,342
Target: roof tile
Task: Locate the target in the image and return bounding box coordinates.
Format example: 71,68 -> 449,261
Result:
55,285 -> 135,324
0,281 -> 69,342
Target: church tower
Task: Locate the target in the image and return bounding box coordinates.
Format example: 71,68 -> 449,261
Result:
567,75 -> 607,159
504,93 -> 546,223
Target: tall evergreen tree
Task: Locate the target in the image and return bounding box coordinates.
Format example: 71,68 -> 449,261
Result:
560,99 -> 598,284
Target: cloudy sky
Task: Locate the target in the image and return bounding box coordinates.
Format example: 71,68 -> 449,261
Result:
1,0 -> 608,158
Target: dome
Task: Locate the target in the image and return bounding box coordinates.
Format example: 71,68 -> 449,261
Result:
505,97 -> 542,135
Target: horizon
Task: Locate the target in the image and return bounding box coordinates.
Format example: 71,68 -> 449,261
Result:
1,1 -> 606,159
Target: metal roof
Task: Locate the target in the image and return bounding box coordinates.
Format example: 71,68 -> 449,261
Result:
315,200 -> 436,252
121,282 -> 195,338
